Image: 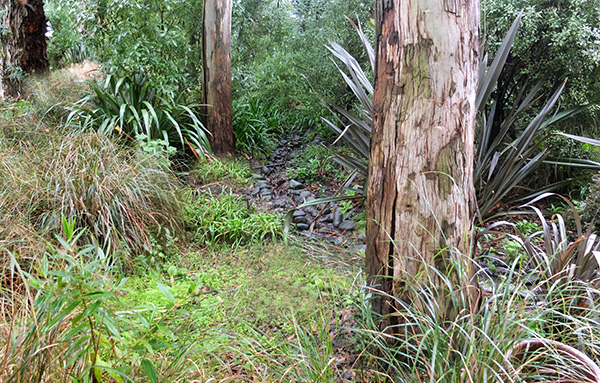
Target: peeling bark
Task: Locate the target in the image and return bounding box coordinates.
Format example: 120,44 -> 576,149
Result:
202,0 -> 234,155
0,0 -> 49,99
367,0 -> 480,329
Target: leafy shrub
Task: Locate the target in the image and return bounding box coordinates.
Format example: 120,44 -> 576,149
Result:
190,156 -> 252,186
184,188 -> 281,246
1,223 -> 195,382
67,74 -> 211,158
233,97 -> 284,156
0,131 -> 182,263
287,143 -> 347,184
581,176 -> 600,233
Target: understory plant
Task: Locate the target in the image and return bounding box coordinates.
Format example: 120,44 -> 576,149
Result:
1,219 -> 196,382
67,74 -> 211,159
319,14 -> 592,221
353,251 -> 600,382
184,187 -> 282,246
233,97 -> 285,156
0,130 -> 182,263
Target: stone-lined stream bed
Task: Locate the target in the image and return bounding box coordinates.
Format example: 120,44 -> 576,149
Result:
246,135 -> 366,249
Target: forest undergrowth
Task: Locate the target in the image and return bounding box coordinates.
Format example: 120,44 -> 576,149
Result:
3,58 -> 600,383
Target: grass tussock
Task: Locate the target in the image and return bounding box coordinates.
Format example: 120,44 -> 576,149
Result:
0,130 -> 182,264
351,253 -> 600,383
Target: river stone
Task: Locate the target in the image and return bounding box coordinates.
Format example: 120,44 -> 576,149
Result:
339,220 -> 356,231
299,190 -> 313,200
256,180 -> 270,188
353,244 -> 367,252
273,199 -> 285,207
262,166 -> 270,175
260,188 -> 272,196
289,179 -> 304,189
305,206 -> 319,216
293,209 -> 306,217
293,216 -> 309,224
251,186 -> 261,196
333,209 -> 343,227
296,223 -> 310,231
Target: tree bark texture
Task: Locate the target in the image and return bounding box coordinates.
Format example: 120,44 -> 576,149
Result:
0,0 -> 49,99
366,0 -> 480,328
202,0 -> 234,155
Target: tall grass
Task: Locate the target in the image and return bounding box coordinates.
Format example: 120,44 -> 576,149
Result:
352,252 -> 600,382
0,129 -> 182,265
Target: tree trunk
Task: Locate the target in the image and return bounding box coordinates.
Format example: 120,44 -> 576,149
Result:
202,0 -> 234,155
366,0 -> 480,329
0,0 -> 49,99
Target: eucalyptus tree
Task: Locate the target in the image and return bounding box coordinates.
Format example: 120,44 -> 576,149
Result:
366,0 -> 480,327
202,0 -> 234,155
0,0 -> 49,98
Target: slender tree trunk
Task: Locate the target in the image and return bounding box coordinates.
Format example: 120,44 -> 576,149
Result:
202,0 -> 234,155
366,0 -> 480,329
0,0 -> 49,99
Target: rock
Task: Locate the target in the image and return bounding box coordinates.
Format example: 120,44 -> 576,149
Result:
333,235 -> 346,246
252,173 -> 265,180
261,166 -> 270,175
353,244 -> 367,252
293,209 -> 306,216
280,139 -> 288,145
293,216 -> 309,224
333,209 -> 343,227
260,188 -> 272,196
273,199 -> 285,207
262,195 -> 273,201
289,179 -> 304,189
251,186 -> 261,196
299,190 -> 313,201
339,220 -> 356,231
325,213 -> 334,223
322,207 -> 331,215
296,223 -> 310,231
305,206 -> 319,216
256,180 -> 270,188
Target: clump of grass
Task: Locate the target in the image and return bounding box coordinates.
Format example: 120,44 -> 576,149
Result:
1,223 -> 198,382
352,251 -> 600,382
0,130 -> 182,265
184,187 -> 281,247
190,156 -> 252,186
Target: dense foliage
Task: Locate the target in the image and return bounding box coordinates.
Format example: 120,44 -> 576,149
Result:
4,0 -> 600,381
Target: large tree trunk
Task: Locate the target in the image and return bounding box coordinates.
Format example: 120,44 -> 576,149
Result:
366,0 -> 480,329
202,0 -> 234,155
0,0 -> 49,99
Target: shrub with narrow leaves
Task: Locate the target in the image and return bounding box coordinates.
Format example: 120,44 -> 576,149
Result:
0,131 -> 182,264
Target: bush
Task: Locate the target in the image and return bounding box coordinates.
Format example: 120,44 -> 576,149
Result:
0,131 -> 182,265
233,97 -> 284,156
67,74 -> 211,159
184,187 -> 282,246
580,175 -> 600,232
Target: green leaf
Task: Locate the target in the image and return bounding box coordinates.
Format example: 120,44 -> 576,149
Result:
157,282 -> 175,303
141,359 -> 158,383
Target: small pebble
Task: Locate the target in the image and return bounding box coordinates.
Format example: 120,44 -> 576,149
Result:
256,180 -> 269,188
292,210 -> 307,217
339,220 -> 357,231
333,209 -> 343,227
296,223 -> 310,231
